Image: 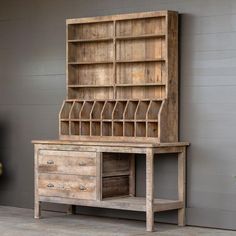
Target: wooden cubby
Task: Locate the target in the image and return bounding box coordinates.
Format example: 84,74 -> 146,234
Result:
60,11 -> 178,143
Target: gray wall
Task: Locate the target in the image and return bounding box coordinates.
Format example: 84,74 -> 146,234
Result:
1,0 -> 236,230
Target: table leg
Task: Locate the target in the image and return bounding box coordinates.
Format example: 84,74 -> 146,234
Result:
178,148 -> 186,226
67,205 -> 76,215
146,148 -> 154,232
34,201 -> 41,219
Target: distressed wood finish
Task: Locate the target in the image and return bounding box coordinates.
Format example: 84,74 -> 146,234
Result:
59,10 -> 178,143
38,150 -> 96,176
33,11 -> 189,233
38,174 -> 97,200
33,141 -> 189,232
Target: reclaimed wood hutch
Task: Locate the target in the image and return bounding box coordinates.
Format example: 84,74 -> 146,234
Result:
32,11 -> 189,232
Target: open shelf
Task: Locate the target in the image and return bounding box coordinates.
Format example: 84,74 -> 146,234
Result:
102,197 -> 183,212
116,83 -> 165,87
116,59 -> 165,63
68,38 -> 113,43
68,87 -> 114,100
40,196 -> 183,213
68,85 -> 113,88
116,33 -> 165,40
68,21 -> 113,41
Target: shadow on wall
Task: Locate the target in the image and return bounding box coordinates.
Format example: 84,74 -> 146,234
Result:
0,120 -> 13,194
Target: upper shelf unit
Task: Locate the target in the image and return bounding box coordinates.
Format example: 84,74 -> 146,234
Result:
61,11 -> 179,142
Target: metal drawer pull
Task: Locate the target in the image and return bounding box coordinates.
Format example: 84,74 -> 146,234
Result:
47,160 -> 54,165
47,183 -> 54,188
79,185 -> 87,191
79,162 -> 86,166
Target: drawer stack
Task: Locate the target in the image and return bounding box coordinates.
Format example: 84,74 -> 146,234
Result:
37,150 -> 97,200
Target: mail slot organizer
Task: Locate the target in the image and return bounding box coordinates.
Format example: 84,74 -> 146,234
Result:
59,99 -> 167,141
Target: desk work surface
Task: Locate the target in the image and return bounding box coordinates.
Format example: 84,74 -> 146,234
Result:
32,139 -> 189,148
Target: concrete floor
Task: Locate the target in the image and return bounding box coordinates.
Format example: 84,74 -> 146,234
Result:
0,206 -> 236,236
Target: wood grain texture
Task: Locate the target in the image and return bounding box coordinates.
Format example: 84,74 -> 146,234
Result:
59,10 -> 179,142
38,174 -> 97,200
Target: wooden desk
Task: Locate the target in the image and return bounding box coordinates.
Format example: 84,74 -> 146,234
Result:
33,140 -> 189,232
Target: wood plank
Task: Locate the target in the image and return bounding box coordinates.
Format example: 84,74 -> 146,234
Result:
39,196 -> 182,212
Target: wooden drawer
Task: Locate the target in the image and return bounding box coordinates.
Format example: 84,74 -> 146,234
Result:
38,150 -> 96,176
38,174 -> 96,200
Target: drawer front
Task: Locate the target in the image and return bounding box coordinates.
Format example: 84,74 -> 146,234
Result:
38,150 -> 96,176
38,174 -> 96,200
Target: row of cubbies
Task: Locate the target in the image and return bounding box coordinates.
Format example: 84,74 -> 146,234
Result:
60,99 -> 162,138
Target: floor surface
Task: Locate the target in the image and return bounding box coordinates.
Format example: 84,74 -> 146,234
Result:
0,206 -> 236,236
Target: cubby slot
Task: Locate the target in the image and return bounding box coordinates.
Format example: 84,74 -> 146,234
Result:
113,101 -> 127,120
113,122 -> 123,136
71,121 -> 80,135
102,122 -> 112,136
81,121 -> 90,135
116,17 -> 166,37
91,101 -> 105,120
68,41 -> 113,63
80,101 -> 94,119
68,87 -> 114,100
136,122 -> 146,137
135,101 -> 150,120
102,101 -> 116,120
71,101 -> 84,119
68,64 -> 113,86
148,100 -> 162,120
60,121 -> 69,135
68,21 -> 113,41
91,122 -> 101,136
60,101 -> 73,119
124,122 -> 135,137
124,101 -> 138,120
147,122 -> 158,137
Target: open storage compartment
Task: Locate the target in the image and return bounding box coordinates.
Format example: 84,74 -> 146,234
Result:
102,153 -> 134,199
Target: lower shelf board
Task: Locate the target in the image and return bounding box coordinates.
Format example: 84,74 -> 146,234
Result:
39,196 -> 183,213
